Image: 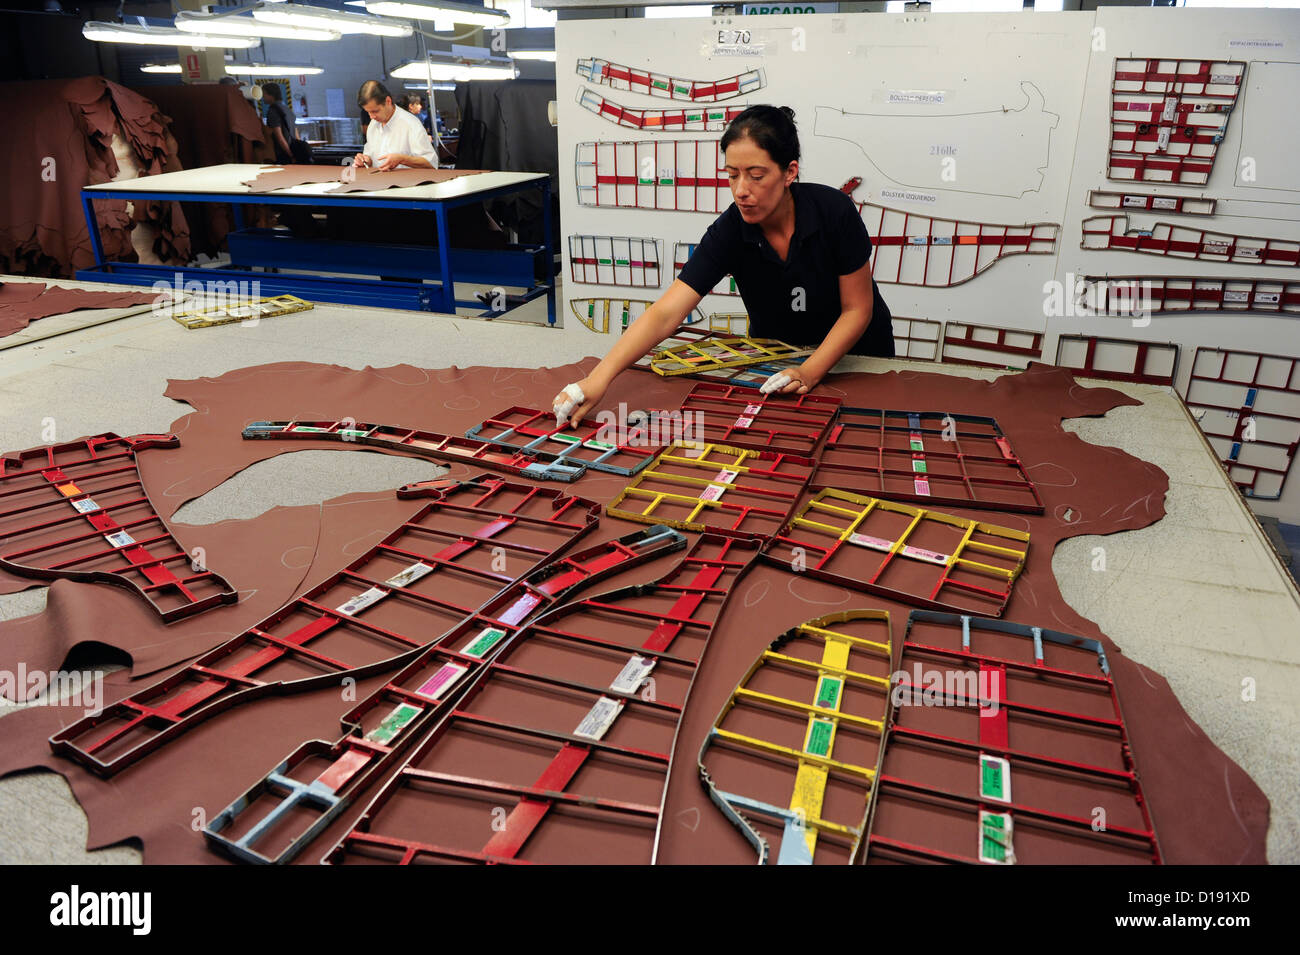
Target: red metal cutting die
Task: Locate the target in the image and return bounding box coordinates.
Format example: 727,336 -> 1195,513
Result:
678,382 -> 840,456
0,433 -> 237,622
866,611 -> 1161,865
325,534 -> 761,865
50,477 -> 602,776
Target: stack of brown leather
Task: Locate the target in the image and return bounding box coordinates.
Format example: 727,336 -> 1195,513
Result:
134,84 -> 272,255
0,77 -> 192,278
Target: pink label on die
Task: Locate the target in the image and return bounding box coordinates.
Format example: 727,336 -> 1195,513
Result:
901,545 -> 950,565
498,592 -> 541,626
848,532 -> 895,552
415,662 -> 467,700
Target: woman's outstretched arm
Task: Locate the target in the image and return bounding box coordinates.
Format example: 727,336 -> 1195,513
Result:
553,279 -> 706,426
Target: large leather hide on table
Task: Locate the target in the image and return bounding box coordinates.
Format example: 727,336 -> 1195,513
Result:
0,359 -> 1270,864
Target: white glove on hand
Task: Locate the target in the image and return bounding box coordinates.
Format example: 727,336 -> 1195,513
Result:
553,382 -> 586,428
759,372 -> 792,395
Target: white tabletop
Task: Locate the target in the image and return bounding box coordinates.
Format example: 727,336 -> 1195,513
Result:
84,164 -> 548,201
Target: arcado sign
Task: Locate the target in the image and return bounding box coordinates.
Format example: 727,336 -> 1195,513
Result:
743,3 -> 839,13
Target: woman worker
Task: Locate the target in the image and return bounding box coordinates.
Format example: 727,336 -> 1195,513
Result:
554,104 -> 894,427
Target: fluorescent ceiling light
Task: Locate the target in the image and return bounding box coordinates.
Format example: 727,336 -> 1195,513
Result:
364,1 -> 511,27
175,10 -> 341,41
404,81 -> 457,91
391,57 -> 516,81
225,63 -> 326,75
82,21 -> 260,48
138,61 -> 322,77
507,49 -> 555,61
251,3 -> 414,37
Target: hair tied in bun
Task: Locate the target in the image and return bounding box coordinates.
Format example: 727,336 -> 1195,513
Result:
720,104 -> 802,170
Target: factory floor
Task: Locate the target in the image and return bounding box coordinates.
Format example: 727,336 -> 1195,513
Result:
0,278 -> 1297,864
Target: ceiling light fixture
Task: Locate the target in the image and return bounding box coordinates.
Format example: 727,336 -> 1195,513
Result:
138,61 -> 322,79
391,55 -> 517,81
251,2 -> 413,37
224,63 -> 326,76
507,49 -> 555,61
364,1 -> 510,28
175,9 -> 342,41
82,21 -> 261,48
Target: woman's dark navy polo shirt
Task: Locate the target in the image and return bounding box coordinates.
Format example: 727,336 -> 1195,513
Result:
677,181 -> 895,357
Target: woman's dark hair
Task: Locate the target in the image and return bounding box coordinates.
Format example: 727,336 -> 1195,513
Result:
720,105 -> 799,169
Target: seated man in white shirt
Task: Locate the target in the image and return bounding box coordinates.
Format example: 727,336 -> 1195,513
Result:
352,80 -> 436,171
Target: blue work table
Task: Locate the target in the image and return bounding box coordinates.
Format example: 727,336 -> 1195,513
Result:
76,164 -> 555,323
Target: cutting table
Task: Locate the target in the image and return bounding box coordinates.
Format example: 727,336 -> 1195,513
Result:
75,164 -> 555,321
